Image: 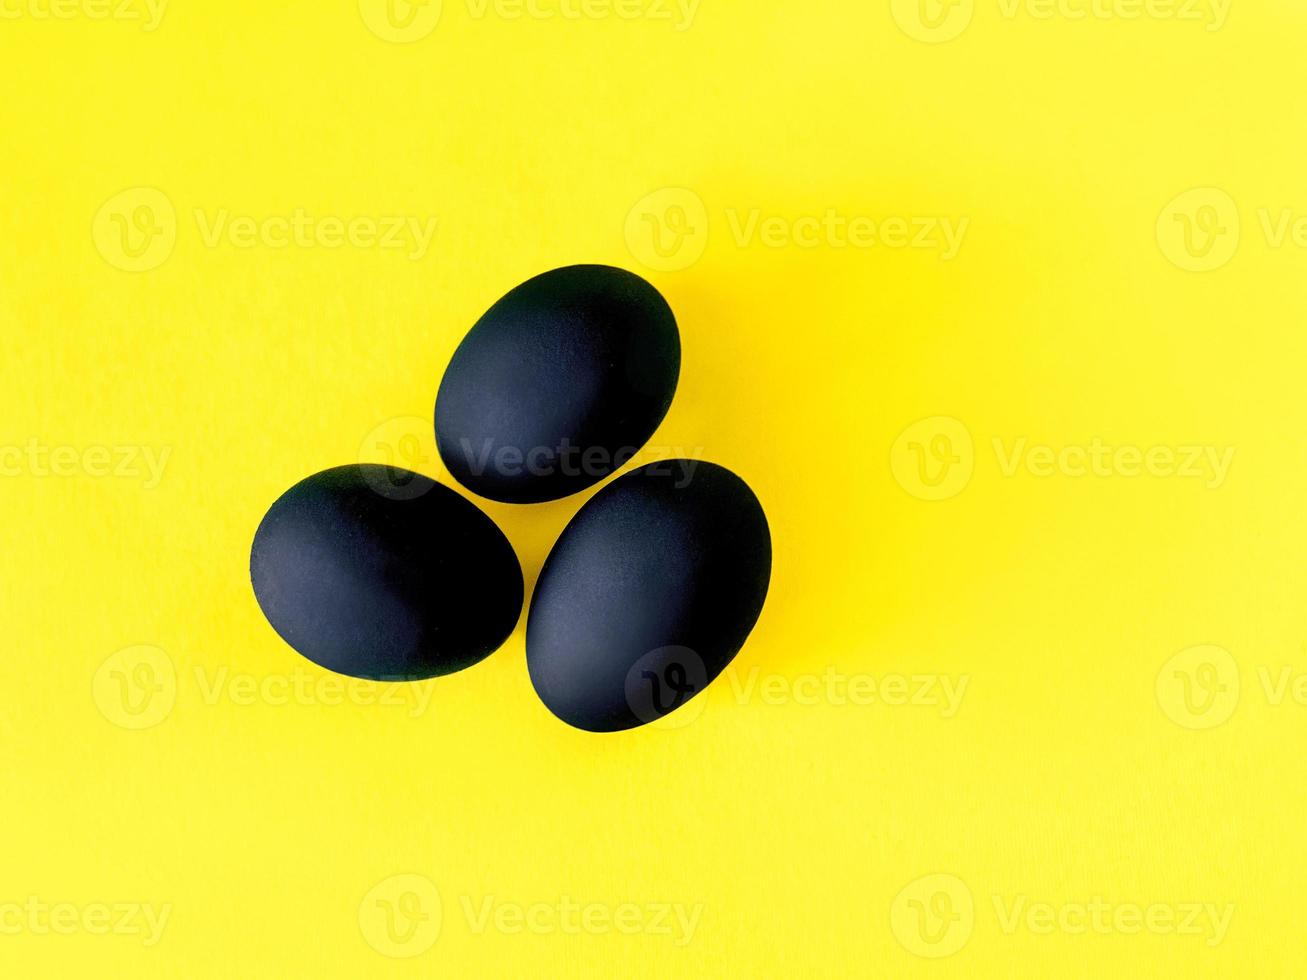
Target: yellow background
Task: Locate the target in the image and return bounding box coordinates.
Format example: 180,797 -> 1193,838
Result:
1,0 -> 1302,975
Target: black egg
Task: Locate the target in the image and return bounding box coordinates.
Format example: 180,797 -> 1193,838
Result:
250,464 -> 522,681
526,460 -> 771,732
436,264 -> 681,504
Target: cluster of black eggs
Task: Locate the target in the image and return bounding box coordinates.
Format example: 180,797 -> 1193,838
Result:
250,264 -> 771,732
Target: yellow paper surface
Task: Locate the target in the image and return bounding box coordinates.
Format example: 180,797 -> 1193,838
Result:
1,0 -> 1301,975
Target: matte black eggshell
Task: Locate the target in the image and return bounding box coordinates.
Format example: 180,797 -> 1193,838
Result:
526,460 -> 771,732
250,464 -> 523,681
436,264 -> 681,504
